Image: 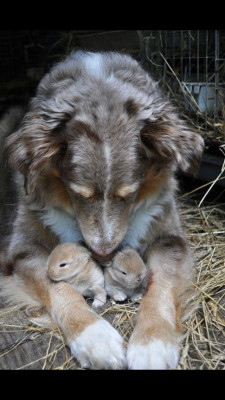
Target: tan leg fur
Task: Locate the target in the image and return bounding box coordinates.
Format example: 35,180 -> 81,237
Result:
127,235 -> 193,369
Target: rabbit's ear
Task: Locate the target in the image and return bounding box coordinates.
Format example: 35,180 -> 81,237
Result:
103,261 -> 112,267
75,253 -> 90,265
110,251 -> 126,269
106,256 -> 118,269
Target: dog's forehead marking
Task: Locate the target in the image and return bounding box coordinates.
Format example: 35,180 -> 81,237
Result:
104,144 -> 111,175
82,53 -> 104,79
88,142 -> 116,251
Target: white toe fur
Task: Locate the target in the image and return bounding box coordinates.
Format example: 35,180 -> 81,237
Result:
69,319 -> 126,369
127,338 -> 180,369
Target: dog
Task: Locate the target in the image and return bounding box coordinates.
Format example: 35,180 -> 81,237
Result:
0,50 -> 204,369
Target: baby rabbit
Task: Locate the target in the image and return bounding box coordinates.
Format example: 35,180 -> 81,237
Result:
104,246 -> 148,302
47,242 -> 106,309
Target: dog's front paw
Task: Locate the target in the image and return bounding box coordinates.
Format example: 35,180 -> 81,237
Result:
69,319 -> 126,369
127,338 -> 180,370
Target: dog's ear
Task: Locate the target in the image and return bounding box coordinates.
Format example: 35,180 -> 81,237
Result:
140,111 -> 204,174
6,111 -> 68,195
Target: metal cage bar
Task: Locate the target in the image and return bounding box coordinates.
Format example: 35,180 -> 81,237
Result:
142,30 -> 225,141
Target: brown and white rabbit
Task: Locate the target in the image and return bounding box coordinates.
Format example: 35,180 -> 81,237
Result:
104,246 -> 148,302
47,242 -> 106,309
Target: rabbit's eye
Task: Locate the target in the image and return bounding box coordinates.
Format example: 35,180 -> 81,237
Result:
60,263 -> 67,267
120,270 -> 127,275
115,267 -> 127,275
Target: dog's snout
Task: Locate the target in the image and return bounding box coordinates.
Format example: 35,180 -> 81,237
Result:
89,237 -> 118,262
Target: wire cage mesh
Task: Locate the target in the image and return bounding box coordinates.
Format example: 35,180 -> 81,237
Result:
140,30 -> 225,149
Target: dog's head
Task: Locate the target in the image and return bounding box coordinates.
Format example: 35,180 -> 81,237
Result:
7,51 -> 204,262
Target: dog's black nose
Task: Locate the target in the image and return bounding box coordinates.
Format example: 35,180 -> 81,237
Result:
91,250 -> 116,263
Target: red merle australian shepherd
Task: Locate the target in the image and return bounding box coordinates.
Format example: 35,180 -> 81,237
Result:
0,51 -> 204,369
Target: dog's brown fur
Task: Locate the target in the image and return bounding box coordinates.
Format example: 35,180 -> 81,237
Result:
0,51 -> 204,369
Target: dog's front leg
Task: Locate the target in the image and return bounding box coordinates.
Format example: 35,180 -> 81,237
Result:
49,280 -> 125,369
127,236 -> 193,369
13,252 -> 126,369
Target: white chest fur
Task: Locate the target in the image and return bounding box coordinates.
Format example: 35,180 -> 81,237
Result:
40,208 -> 84,243
122,198 -> 164,250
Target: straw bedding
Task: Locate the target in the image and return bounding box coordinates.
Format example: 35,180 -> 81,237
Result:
178,197 -> 225,369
